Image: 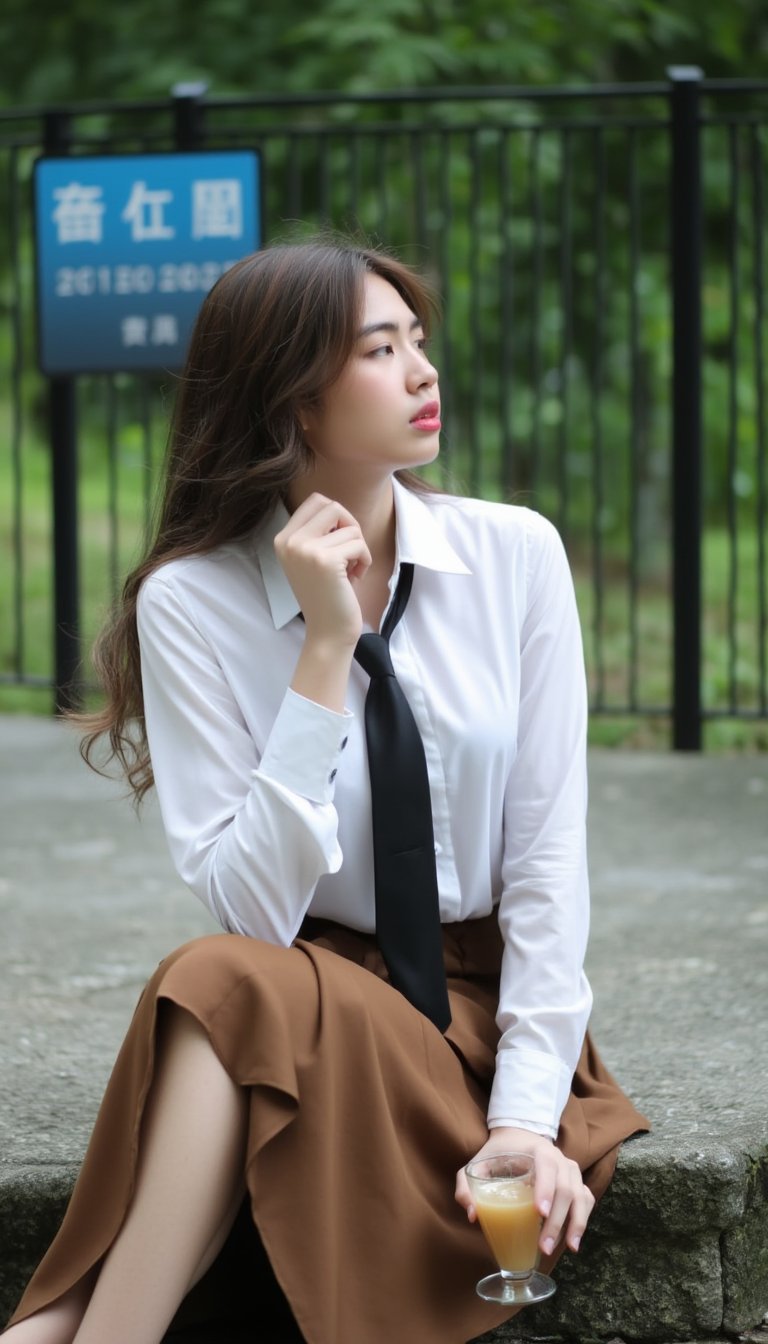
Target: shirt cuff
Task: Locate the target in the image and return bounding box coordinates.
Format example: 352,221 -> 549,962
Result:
257,689 -> 353,805
487,1046 -> 573,1138
487,1118 -> 557,1139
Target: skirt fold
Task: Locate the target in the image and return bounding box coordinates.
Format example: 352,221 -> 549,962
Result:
8,916 -> 649,1344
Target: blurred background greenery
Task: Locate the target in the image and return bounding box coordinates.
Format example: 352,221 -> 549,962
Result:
0,0 -> 766,747
1,0 -> 767,105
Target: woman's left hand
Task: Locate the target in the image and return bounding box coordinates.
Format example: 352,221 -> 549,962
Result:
455,1126 -> 595,1257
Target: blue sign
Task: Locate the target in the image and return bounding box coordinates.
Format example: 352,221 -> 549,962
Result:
35,150 -> 261,375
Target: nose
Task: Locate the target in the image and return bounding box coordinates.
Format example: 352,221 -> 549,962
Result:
408,347 -> 438,391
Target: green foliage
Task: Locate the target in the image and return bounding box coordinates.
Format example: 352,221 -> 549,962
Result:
2,0 -> 768,107
0,1 -> 766,737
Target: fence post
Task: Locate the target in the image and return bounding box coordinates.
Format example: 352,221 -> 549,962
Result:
172,81 -> 208,151
668,66 -> 703,750
44,108 -> 82,715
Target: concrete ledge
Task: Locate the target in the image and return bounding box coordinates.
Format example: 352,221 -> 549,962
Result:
475,1137 -> 768,1341
4,1146 -> 766,1341
2,719 -> 767,1339
0,1167 -> 78,1322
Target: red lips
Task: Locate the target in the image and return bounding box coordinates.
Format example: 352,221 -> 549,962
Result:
410,401 -> 440,423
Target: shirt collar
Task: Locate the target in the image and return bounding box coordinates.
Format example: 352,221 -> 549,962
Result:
255,500 -> 296,630
255,478 -> 471,631
391,476 -> 471,577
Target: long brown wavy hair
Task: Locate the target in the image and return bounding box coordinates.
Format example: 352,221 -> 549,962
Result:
77,236 -> 439,803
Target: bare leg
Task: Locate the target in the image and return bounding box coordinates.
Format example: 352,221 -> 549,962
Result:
1,1274 -> 95,1344
5,1004 -> 248,1344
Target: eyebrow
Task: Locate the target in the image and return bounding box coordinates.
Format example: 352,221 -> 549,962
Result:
357,316 -> 424,339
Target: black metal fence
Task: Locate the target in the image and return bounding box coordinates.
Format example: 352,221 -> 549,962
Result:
1,72 -> 767,747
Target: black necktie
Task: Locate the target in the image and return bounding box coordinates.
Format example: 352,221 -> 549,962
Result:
354,563 -> 452,1032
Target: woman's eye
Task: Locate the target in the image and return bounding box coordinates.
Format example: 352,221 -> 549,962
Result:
367,344 -> 394,358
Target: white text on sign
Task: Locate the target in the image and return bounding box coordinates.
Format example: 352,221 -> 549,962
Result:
54,259 -> 238,298
51,180 -> 246,246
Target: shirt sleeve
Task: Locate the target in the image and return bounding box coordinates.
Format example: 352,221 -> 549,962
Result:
137,575 -> 352,942
487,513 -> 593,1137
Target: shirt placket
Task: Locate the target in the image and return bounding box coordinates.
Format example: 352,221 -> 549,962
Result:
388,621 -> 462,920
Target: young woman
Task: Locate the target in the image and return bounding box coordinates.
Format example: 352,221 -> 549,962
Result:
5,237 -> 648,1344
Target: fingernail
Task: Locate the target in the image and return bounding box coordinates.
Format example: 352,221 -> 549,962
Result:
542,1237 -> 555,1256
572,1235 -> 581,1252
540,1199 -> 551,1217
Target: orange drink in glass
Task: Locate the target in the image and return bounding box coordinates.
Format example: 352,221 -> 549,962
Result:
465,1153 -> 557,1305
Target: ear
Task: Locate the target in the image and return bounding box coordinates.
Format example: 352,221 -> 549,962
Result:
298,405 -> 318,444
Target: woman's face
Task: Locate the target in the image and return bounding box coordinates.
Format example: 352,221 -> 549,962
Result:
302,272 -> 440,476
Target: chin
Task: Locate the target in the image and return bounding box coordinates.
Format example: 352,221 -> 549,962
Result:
411,440 -> 441,470
396,434 -> 440,469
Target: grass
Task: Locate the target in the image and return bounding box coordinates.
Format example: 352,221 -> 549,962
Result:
1,416 -> 155,703
2,428 -> 767,751
576,525 -> 768,750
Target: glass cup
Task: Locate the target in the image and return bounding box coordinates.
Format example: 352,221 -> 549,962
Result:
465,1152 -> 557,1306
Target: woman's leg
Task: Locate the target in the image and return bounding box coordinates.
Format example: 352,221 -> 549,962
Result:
5,1003 -> 248,1344
1,1275 -> 96,1344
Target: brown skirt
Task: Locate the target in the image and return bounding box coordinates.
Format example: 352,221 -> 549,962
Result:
8,914 -> 649,1343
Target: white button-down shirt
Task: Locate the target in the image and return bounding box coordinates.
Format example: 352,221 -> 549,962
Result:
137,477 -> 593,1137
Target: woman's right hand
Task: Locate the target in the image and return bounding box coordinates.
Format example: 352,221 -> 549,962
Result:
274,493 -> 371,651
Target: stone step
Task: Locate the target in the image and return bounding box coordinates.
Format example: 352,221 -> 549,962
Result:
2,723 -> 768,1339
2,1139 -> 766,1339
473,1136 -> 768,1340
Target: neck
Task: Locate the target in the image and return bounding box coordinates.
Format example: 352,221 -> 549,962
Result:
287,468 -> 397,574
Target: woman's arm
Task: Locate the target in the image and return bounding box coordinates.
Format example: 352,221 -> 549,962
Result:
137,580 -> 347,941
274,492 -> 370,710
137,494 -> 371,942
455,511 -> 594,1254
490,513 -> 593,1134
